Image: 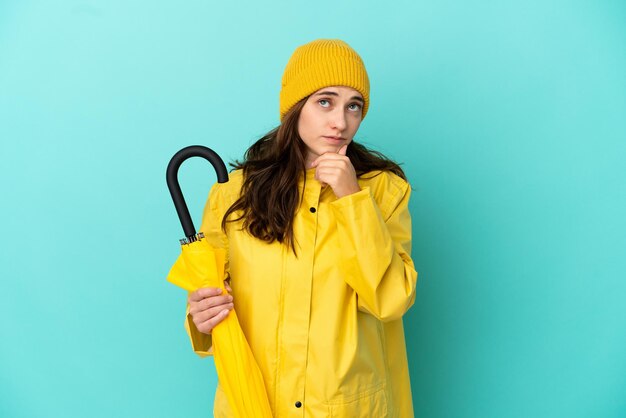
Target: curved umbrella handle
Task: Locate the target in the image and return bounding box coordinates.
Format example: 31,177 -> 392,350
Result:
166,145 -> 228,241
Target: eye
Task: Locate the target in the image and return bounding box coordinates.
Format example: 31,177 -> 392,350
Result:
348,103 -> 362,112
318,99 -> 330,108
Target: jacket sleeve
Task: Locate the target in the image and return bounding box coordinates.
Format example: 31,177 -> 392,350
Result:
329,177 -> 417,322
183,182 -> 231,357
184,303 -> 214,357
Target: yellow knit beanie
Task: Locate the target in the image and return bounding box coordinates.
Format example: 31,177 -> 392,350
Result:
279,39 -> 370,121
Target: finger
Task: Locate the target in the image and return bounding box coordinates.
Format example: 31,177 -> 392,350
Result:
315,166 -> 343,179
311,151 -> 349,167
191,293 -> 233,314
315,162 -> 342,174
224,280 -> 232,293
193,302 -> 234,324
195,307 -> 232,334
337,144 -> 348,155
310,153 -> 326,167
193,300 -> 233,323
312,157 -> 344,173
314,159 -> 351,172
313,153 -> 349,164
313,169 -> 328,187
188,287 -> 222,303
202,293 -> 233,310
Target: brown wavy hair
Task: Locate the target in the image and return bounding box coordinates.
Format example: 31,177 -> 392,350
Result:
222,96 -> 406,253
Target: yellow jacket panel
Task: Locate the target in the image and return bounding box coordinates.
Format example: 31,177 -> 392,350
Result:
185,168 -> 418,417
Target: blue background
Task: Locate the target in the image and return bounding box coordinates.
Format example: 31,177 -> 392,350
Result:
1,1 -> 625,417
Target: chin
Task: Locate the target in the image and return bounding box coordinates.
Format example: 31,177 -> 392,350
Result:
319,146 -> 340,155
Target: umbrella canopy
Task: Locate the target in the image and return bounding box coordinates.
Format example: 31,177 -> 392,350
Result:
166,145 -> 273,417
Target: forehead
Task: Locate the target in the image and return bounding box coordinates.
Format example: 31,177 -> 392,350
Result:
312,85 -> 363,98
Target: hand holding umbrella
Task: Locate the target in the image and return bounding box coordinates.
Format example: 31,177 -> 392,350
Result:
188,284 -> 234,335
166,145 -> 273,418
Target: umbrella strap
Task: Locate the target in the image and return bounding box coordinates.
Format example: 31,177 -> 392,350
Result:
180,232 -> 205,246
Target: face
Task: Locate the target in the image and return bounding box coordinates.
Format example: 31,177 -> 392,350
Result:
297,86 -> 364,167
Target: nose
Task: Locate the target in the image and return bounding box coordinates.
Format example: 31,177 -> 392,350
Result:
329,107 -> 347,132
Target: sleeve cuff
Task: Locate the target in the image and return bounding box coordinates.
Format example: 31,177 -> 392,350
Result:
184,308 -> 214,357
330,186 -> 372,209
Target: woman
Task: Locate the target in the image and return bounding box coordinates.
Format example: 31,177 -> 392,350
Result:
185,39 -> 418,417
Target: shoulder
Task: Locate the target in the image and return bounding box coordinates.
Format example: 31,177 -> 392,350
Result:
225,169 -> 245,190
358,170 -> 411,217
208,169 -> 244,210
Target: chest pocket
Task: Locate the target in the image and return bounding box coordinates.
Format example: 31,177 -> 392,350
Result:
326,382 -> 389,418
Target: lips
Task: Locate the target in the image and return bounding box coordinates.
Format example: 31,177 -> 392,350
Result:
323,136 -> 344,143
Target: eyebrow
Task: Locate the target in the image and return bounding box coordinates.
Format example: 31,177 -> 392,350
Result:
314,90 -> 364,103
